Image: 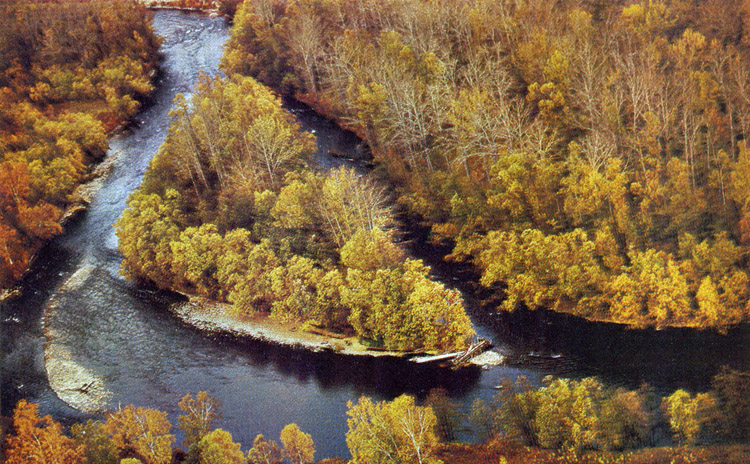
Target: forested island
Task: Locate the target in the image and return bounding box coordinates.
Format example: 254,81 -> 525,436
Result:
222,0 -> 750,330
115,70 -> 475,353
0,0 -> 161,293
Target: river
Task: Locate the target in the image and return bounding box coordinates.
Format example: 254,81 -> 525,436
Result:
2,10 -> 750,460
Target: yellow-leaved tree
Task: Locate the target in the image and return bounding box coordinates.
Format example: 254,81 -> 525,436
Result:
346,395 -> 441,464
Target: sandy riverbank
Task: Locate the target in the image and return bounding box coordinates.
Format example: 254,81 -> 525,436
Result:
170,296 -> 408,357
169,296 -> 505,367
44,265 -> 112,414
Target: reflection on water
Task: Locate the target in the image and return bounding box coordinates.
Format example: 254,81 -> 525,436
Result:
2,8 -> 750,461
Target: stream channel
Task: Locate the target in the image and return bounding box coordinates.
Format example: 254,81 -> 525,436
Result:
3,10 -> 750,460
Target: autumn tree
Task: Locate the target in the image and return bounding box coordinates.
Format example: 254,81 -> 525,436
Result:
247,434 -> 283,464
193,429 -> 244,464
115,189 -> 184,288
280,423 -> 316,464
346,394 -> 441,464
4,399 -> 85,464
424,388 -> 462,442
70,419 -> 119,464
103,405 -> 175,464
178,391 -> 222,450
0,0 -> 160,291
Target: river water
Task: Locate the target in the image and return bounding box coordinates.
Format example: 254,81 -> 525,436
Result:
2,10 -> 750,460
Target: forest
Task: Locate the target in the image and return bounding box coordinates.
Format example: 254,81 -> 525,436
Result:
221,0 -> 750,329
0,0 -> 161,290
4,369 -> 750,464
115,72 -> 474,352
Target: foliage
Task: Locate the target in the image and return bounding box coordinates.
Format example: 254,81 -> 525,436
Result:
346,394 -> 442,464
178,391 -> 222,450
118,64 -> 473,351
221,0 -> 750,329
0,0 -> 159,290
496,377 -> 656,452
247,434 -> 283,464
4,399 -> 85,464
70,419 -> 119,464
194,429 -> 244,464
103,405 -> 175,464
280,423 -> 316,464
425,388 -> 463,442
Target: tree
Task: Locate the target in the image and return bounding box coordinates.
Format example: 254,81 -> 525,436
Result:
468,398 -> 500,443
70,419 -> 119,464
343,259 -> 474,351
194,429 -> 244,464
346,395 -> 441,464
103,405 -> 175,464
664,389 -> 700,445
711,367 -> 750,441
170,225 -> 224,298
280,423 -> 315,464
116,189 -> 184,288
4,399 -> 85,464
247,434 -> 283,464
340,227 -> 405,271
178,392 -> 222,450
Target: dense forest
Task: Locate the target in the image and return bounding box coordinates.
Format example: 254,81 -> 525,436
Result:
0,0 -> 161,290
4,370 -> 750,463
116,72 -> 475,351
220,0 -> 750,329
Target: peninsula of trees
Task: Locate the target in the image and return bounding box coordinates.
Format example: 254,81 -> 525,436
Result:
115,73 -> 475,352
0,0 -> 161,290
222,0 -> 750,330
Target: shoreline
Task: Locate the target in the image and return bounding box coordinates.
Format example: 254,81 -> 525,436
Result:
169,295 -> 503,366
0,148 -> 125,307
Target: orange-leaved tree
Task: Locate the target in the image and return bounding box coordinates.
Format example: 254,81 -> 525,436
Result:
4,399 -> 85,464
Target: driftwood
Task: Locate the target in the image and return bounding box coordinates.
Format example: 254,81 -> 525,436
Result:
67,381 -> 95,394
306,326 -> 347,339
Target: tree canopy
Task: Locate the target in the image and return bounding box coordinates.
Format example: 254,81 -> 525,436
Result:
221,0 -> 750,329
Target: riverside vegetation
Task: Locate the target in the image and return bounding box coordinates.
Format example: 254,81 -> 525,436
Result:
4,369 -> 750,464
115,72 -> 475,351
223,0 -> 750,330
0,0 -> 161,290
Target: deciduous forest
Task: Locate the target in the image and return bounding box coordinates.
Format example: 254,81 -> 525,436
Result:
0,0 -> 161,290
223,0 -> 750,329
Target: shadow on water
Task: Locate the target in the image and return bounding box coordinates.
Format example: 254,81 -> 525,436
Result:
399,217 -> 750,393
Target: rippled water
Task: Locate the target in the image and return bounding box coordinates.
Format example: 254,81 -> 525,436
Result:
3,9 -> 750,460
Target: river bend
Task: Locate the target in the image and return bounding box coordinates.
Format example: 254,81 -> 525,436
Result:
3,10 -> 750,459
